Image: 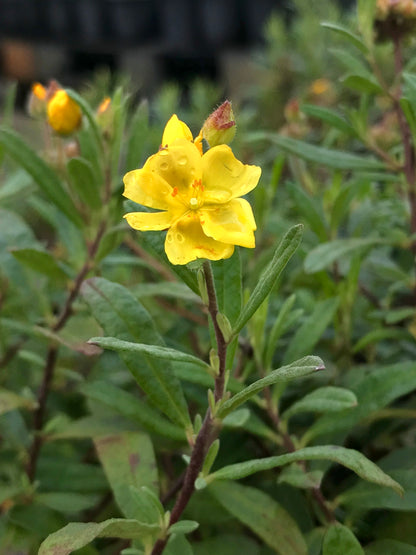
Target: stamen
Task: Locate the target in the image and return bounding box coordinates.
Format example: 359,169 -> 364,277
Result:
172,187 -> 178,197
190,197 -> 198,207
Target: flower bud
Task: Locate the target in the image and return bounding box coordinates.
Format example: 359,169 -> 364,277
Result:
27,82 -> 47,118
202,100 -> 236,147
375,0 -> 416,40
47,90 -> 82,135
96,97 -> 114,139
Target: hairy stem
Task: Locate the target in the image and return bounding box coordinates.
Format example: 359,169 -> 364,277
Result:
151,261 -> 228,555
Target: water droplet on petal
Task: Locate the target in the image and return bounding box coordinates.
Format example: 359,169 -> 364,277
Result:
159,150 -> 169,156
178,156 -> 187,166
167,234 -> 173,243
176,233 -> 184,243
160,161 -> 169,171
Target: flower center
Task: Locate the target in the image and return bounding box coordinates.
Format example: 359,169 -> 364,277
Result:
188,179 -> 204,209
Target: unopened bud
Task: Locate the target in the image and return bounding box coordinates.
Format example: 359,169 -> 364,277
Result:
27,82 -> 47,118
96,97 -> 114,139
47,90 -> 82,135
216,312 -> 233,343
202,100 -> 236,147
209,349 -> 220,375
375,0 -> 416,40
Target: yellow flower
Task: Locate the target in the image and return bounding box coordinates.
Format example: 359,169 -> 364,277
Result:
123,115 -> 261,265
47,90 -> 82,135
27,82 -> 47,118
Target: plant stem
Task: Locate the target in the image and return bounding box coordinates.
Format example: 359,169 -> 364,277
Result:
25,220 -> 107,481
151,261 -> 228,555
392,34 -> 416,260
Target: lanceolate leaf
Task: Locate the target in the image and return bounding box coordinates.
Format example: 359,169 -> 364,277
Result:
10,247 -> 71,281
301,104 -> 356,135
38,518 -> 159,555
247,132 -> 384,170
81,277 -> 191,430
321,21 -> 368,53
282,386 -> 358,419
0,127 -> 83,227
89,336 -> 210,370
0,388 -> 38,415
217,356 -> 324,418
304,237 -> 383,274
207,445 -> 403,496
233,224 -> 303,335
209,481 -> 307,555
94,432 -> 159,520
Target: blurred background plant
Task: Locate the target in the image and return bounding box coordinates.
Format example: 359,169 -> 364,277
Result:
2,0 -> 416,554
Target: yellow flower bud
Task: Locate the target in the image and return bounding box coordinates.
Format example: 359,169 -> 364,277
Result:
47,90 -> 82,135
202,100 -> 236,147
27,82 -> 47,118
96,97 -> 114,139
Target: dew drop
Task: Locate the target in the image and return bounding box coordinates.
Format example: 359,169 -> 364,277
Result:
159,150 -> 169,156
176,233 -> 184,243
167,234 -> 173,243
160,161 -> 169,171
178,156 -> 187,166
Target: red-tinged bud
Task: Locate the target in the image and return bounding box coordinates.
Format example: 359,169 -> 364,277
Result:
96,97 -> 114,139
284,98 -> 301,123
202,100 -> 236,147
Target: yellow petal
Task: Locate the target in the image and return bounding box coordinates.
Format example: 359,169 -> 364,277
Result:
123,169 -> 177,211
143,140 -> 202,194
162,114 -> 193,146
200,198 -> 256,248
202,145 -> 261,203
165,214 -> 234,265
124,211 -> 174,231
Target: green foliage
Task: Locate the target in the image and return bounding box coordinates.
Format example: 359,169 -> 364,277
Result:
3,1 -> 416,553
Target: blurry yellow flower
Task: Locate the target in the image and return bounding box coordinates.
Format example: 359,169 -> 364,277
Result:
309,79 -> 330,96
47,90 -> 82,135
123,116 -> 261,265
28,82 -> 47,118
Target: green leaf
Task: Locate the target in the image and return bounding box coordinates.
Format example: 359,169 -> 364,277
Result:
301,104 -> 355,135
209,481 -> 307,555
89,336 -> 210,371
67,157 -> 102,209
207,445 -> 403,496
169,520 -> 199,535
341,74 -> 383,95
337,469 -> 416,511
10,247 -> 71,281
283,298 -> 338,364
0,388 -> 38,415
35,492 -> 100,514
286,182 -> 328,241
213,249 -> 242,326
357,0 -> 377,46
365,540 -> 416,555
304,237 -> 383,274
94,432 -> 159,520
330,180 -> 370,233
321,21 -> 368,53
165,534 -> 194,555
304,361 -> 416,443
282,387 -> 357,419
81,277 -> 191,430
38,518 -> 159,555
233,224 -> 303,335
0,127 -> 83,227
81,382 -> 186,441
323,524 -> 364,555
352,328 -> 411,353
217,356 -> 324,418
248,132 -> 384,170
